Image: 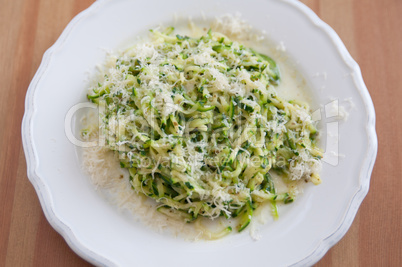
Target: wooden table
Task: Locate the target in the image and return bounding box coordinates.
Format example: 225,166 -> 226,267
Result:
1,0 -> 401,266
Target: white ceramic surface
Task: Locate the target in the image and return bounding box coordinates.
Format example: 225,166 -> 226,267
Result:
22,0 -> 377,266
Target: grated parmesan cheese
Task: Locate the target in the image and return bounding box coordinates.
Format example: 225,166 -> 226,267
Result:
81,15 -> 322,239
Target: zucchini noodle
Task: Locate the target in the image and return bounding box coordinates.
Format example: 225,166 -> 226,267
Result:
86,27 -> 322,233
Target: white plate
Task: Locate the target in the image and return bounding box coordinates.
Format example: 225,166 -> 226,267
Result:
22,0 -> 377,266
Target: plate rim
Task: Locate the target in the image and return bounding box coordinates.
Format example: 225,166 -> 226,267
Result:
21,0 -> 378,266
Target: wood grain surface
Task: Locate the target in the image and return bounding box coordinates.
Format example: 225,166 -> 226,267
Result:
0,0 -> 401,266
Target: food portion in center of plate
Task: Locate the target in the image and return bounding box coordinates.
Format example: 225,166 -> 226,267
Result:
81,22 -> 322,239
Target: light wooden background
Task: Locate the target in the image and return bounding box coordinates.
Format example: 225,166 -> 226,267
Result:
1,0 -> 401,266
